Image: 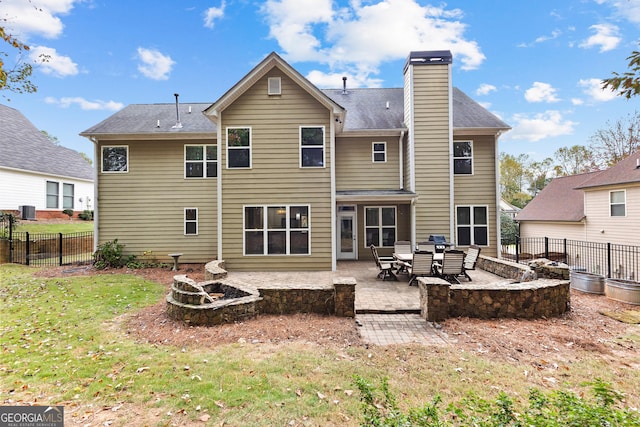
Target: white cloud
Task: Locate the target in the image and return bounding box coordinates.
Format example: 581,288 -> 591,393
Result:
1,0 -> 78,39
45,96 -> 123,111
28,45 -> 78,77
578,78 -> 618,102
508,110 -> 577,142
261,0 -> 485,87
599,0 -> 640,25
524,82 -> 560,103
476,83 -> 496,96
136,47 -> 175,80
204,1 -> 226,28
571,98 -> 584,106
579,24 -> 620,52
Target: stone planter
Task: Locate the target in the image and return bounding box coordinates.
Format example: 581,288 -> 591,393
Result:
570,270 -> 604,294
605,278 -> 640,305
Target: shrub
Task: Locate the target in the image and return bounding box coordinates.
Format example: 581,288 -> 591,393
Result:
93,239 -> 136,269
62,208 -> 74,218
79,210 -> 94,221
0,211 -> 19,238
355,376 -> 640,427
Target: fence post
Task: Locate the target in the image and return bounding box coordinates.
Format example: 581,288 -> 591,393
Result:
8,219 -> 13,263
515,236 -> 520,263
563,238 -> 567,265
544,237 -> 549,259
59,233 -> 63,266
25,231 -> 30,266
607,242 -> 612,278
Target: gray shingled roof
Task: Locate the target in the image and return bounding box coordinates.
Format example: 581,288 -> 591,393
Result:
82,88 -> 509,136
81,103 -> 216,135
516,172 -> 601,222
0,104 -> 94,180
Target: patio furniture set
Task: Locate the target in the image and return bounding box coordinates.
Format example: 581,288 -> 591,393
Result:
370,241 -> 481,285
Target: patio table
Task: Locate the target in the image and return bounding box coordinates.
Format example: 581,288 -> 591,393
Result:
393,252 -> 443,274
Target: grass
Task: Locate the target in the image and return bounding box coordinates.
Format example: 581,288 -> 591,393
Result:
1,264 -> 639,426
11,220 -> 94,234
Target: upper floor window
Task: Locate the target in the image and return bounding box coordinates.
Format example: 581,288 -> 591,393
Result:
185,145 -> 217,178
244,205 -> 310,255
185,208 -> 198,235
453,141 -> 473,175
610,190 -> 626,217
300,126 -> 325,167
372,142 -> 387,163
102,146 -> 128,173
456,205 -> 488,246
227,127 -> 251,168
63,183 -> 74,209
46,181 -> 59,208
365,206 -> 396,247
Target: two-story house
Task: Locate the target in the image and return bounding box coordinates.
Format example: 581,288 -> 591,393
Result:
81,51 -> 510,271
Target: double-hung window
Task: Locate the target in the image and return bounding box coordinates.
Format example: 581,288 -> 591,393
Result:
610,190 -> 626,217
453,141 -> 473,175
185,145 -> 217,178
244,205 -> 310,255
456,205 -> 488,246
365,207 -> 396,247
63,183 -> 74,209
300,126 -> 325,167
185,208 -> 198,235
102,146 -> 128,173
227,127 -> 251,168
372,142 -> 386,162
46,181 -> 59,208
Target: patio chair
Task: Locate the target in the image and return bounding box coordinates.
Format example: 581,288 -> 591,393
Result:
393,240 -> 413,273
408,250 -> 435,286
370,244 -> 397,281
436,250 -> 465,284
460,245 -> 481,281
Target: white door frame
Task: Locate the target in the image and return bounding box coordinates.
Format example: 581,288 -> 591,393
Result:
337,207 -> 357,260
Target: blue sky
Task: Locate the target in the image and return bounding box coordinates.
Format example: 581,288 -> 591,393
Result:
2,0 -> 640,162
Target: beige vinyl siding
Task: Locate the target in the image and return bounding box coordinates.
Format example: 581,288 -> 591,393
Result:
453,135 -> 497,256
519,221 -> 586,241
335,136 -> 400,190
220,68 -> 333,271
583,185 -> 640,246
410,63 -> 451,241
97,139 -> 217,263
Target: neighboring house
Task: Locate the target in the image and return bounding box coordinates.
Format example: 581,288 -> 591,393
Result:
81,51 -> 510,271
517,150 -> 640,247
0,104 -> 94,220
500,199 -> 521,219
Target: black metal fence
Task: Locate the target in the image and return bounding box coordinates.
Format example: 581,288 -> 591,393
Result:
1,231 -> 94,267
501,237 -> 640,280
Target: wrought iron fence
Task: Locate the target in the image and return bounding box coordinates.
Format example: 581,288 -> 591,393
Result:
1,231 -> 94,267
501,237 -> 640,280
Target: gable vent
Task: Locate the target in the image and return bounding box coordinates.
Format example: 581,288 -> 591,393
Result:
268,77 -> 281,95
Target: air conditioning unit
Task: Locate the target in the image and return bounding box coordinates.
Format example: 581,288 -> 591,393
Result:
19,205 -> 36,220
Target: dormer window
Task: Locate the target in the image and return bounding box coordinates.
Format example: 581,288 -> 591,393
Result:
268,77 -> 281,95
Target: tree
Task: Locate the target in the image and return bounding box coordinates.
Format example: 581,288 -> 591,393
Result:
500,153 -> 530,200
0,25 -> 37,94
41,130 -> 59,145
527,157 -> 554,196
553,145 -> 599,176
588,111 -> 640,167
602,46 -> 640,99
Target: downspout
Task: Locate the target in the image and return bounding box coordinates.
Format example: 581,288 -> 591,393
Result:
447,65 -> 455,245
398,130 -> 405,189
494,132 -> 501,258
89,136 -> 99,252
330,112 -> 337,270
217,112 -> 223,261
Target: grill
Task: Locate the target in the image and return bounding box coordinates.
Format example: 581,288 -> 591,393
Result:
428,235 -> 453,253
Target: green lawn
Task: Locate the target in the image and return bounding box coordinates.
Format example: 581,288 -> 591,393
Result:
12,221 -> 94,234
1,264 -> 638,426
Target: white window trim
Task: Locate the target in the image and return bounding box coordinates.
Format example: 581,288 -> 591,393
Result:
453,140 -> 473,175
101,145 -> 129,173
226,127 -> 252,169
184,208 -> 198,236
299,126 -> 326,168
364,206 -> 397,248
268,77 -> 281,95
372,142 -> 387,163
455,205 -> 489,246
609,190 -> 626,217
184,144 -> 217,179
62,183 -> 74,210
46,180 -> 59,209
243,204 -> 311,256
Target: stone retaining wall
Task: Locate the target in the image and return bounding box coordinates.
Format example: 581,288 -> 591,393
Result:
166,260 -> 356,325
418,256 -> 570,322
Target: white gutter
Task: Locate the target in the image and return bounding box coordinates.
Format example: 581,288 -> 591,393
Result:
398,130 -> 405,189
89,136 -> 99,252
217,112 -> 223,261
330,111 -> 337,271
495,133 -> 501,258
